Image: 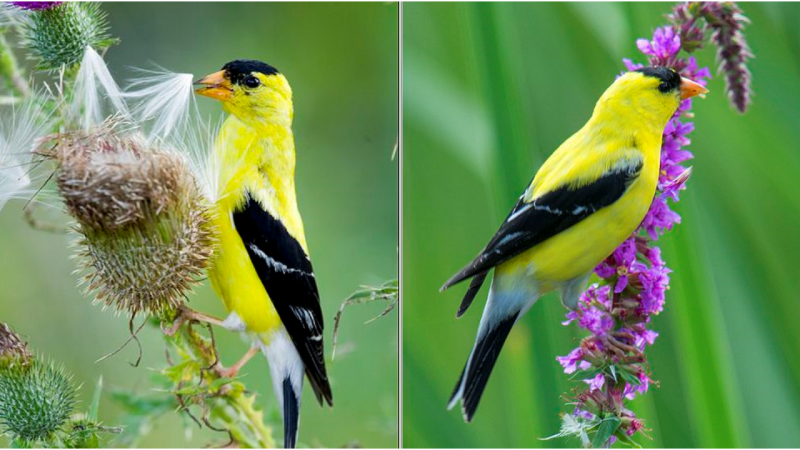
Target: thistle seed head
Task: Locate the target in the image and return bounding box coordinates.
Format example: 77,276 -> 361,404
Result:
0,359 -> 76,442
47,124 -> 216,316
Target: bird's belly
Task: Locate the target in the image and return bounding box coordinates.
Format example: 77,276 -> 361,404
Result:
208,212 -> 282,334
498,170 -> 657,285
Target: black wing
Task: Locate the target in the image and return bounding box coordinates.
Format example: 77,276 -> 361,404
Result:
233,194 -> 333,406
442,160 -> 643,293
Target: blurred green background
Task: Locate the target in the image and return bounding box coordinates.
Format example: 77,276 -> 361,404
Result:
404,2 -> 800,448
0,2 -> 397,448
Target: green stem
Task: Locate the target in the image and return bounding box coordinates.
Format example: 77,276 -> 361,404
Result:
162,316 -> 277,448
0,32 -> 29,97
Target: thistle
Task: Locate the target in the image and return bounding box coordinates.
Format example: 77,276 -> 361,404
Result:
45,124 -> 216,316
0,358 -> 76,443
17,2 -> 117,71
0,323 -> 31,369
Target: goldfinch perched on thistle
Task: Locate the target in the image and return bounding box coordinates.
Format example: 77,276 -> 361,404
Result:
442,67 -> 707,422
194,60 -> 332,448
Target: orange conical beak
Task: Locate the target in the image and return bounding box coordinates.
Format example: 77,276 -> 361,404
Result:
680,77 -> 708,100
194,70 -> 233,101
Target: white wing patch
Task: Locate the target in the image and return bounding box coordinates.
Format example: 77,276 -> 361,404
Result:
248,244 -> 314,277
290,305 -> 317,330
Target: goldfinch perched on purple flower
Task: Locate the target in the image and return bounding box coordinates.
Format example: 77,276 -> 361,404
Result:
442,67 -> 707,422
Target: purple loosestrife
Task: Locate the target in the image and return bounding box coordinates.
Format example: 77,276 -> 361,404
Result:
670,2 -> 753,113
554,3 -> 752,446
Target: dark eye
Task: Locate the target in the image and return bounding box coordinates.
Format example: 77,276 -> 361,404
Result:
244,75 -> 261,88
658,82 -> 670,93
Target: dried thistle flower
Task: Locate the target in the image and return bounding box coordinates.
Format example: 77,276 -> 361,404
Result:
0,358 -> 76,443
0,323 -> 31,369
45,123 -> 216,316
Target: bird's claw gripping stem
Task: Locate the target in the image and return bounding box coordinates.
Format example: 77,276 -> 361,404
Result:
213,347 -> 260,379
161,304 -> 226,336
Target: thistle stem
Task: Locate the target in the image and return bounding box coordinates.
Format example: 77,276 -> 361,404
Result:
163,313 -> 276,448
0,32 -> 30,97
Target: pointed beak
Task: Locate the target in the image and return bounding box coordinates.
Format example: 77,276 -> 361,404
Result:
194,70 -> 233,101
680,77 -> 708,100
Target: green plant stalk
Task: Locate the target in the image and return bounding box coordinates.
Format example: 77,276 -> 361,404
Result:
163,315 -> 276,448
0,32 -> 29,97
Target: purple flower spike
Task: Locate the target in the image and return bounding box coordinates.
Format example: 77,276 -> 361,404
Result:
558,3 -> 753,443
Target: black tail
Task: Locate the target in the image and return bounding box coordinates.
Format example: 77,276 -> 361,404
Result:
456,272 -> 488,318
283,378 -> 299,449
448,312 -> 518,422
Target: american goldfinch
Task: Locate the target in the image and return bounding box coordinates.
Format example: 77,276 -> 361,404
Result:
195,60 -> 332,448
442,67 -> 707,422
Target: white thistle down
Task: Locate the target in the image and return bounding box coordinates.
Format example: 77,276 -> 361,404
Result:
123,68 -> 194,142
69,47 -> 222,204
0,98 -> 53,212
541,413 -> 597,448
122,69 -> 225,204
71,46 -> 129,130
168,115 -> 225,203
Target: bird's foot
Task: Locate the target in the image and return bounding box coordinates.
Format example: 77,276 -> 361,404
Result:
213,347 -> 260,379
161,305 -> 226,336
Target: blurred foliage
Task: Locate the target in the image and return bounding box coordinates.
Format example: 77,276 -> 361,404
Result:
0,2 -> 397,448
333,279 -> 398,360
403,2 -> 800,448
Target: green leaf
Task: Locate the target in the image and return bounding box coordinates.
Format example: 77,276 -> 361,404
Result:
613,429 -> 642,448
88,376 -> 103,421
162,360 -> 200,384
592,416 -> 621,449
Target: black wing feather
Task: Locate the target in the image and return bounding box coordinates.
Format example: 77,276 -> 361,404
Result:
442,160 -> 643,293
233,194 -> 333,406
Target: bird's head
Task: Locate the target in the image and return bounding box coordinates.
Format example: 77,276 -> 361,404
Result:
596,66 -> 707,127
194,59 -> 293,127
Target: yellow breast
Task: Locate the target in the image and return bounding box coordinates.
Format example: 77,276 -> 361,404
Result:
497,128 -> 662,289
207,115 -> 305,334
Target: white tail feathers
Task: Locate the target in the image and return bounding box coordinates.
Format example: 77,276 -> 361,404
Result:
257,328 -> 304,448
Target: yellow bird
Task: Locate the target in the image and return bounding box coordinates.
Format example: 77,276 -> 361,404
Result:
442,67 -> 706,421
194,60 -> 332,448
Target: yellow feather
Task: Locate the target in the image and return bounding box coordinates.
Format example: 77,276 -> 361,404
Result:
206,72 -> 306,334
500,71 -> 680,287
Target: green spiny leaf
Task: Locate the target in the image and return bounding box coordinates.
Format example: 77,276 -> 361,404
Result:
592,416 -> 621,449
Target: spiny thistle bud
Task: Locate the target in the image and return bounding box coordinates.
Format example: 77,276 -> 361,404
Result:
45,123 -> 216,316
0,359 -> 76,443
18,2 -> 118,71
0,323 -> 31,369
